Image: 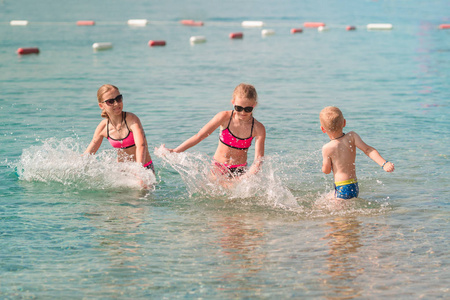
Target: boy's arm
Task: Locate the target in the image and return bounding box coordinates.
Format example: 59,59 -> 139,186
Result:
353,132 -> 395,172
322,145 -> 332,174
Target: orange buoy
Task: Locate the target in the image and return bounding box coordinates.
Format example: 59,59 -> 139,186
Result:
291,28 -> 303,33
77,20 -> 95,26
17,48 -> 39,55
304,22 -> 325,28
148,40 -> 166,47
229,32 -> 243,39
439,24 -> 450,29
346,25 -> 356,31
181,20 -> 204,26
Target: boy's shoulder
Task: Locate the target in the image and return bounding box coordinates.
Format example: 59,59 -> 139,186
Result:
322,140 -> 335,153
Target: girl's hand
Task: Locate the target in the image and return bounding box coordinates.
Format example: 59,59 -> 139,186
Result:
154,144 -> 174,156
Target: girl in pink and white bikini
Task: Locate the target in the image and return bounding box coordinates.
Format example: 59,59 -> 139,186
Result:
84,84 -> 154,173
165,83 -> 266,178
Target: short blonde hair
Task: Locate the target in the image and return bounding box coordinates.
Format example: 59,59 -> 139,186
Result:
320,106 -> 345,132
97,84 -> 119,119
232,83 -> 258,103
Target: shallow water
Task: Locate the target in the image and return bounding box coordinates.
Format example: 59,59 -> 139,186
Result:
1,0 -> 449,298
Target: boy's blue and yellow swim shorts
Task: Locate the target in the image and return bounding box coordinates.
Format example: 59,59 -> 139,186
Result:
334,179 -> 359,199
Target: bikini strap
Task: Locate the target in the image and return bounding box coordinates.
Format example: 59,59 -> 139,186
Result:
123,112 -> 130,131
106,118 -> 110,138
250,117 -> 255,136
226,110 -> 234,129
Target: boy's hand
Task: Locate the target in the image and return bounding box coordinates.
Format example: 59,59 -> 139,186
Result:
382,161 -> 395,172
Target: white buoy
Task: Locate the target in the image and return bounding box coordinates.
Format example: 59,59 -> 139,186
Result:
127,19 -> 148,26
318,26 -> 329,31
367,23 -> 393,30
10,20 -> 28,26
190,36 -> 206,44
92,42 -> 113,51
261,29 -> 275,36
241,21 -> 265,28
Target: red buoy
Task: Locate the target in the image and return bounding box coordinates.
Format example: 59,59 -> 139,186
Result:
229,32 -> 243,39
303,22 -> 326,28
77,20 -> 95,26
346,25 -> 356,31
148,40 -> 166,47
439,24 -> 450,29
180,20 -> 204,26
291,28 -> 303,34
17,48 -> 39,55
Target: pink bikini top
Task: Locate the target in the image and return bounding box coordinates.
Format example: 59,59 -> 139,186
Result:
219,110 -> 254,150
107,112 -> 136,149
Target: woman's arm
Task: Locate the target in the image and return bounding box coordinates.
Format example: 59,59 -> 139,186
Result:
128,114 -> 148,164
84,121 -> 106,155
171,111 -> 227,153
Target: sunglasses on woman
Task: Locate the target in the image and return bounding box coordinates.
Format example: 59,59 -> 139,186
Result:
234,105 -> 254,113
102,94 -> 123,106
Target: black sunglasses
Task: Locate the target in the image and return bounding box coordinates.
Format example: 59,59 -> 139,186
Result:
234,105 -> 254,113
102,94 -> 123,106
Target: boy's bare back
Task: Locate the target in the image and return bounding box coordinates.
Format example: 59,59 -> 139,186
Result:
322,131 -> 358,182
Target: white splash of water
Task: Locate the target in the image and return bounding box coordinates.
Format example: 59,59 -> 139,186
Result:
154,145 -> 299,209
14,138 -> 156,190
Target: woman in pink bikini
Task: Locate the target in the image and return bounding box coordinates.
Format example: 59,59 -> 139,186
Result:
165,83 -> 266,178
84,84 -> 154,172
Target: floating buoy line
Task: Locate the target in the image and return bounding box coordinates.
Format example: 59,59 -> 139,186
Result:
9,19 -> 450,55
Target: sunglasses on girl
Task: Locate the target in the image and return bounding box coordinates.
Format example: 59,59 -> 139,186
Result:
234,105 -> 254,113
102,94 -> 123,106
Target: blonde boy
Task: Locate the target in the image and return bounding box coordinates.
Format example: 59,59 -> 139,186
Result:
320,106 -> 395,199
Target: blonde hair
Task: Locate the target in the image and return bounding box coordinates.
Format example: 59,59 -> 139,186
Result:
232,83 -> 258,104
320,106 -> 345,132
97,84 -> 119,119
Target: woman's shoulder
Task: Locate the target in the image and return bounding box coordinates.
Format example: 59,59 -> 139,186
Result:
98,118 -> 108,128
124,111 -> 138,120
124,111 -> 142,125
94,119 -> 108,136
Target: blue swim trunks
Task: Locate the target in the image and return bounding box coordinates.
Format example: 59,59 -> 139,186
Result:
334,179 -> 359,199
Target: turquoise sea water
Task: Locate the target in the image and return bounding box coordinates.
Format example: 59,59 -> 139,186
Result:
1,0 -> 449,298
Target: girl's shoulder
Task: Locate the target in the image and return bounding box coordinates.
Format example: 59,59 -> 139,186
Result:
214,110 -> 232,124
217,110 -> 232,118
253,118 -> 266,133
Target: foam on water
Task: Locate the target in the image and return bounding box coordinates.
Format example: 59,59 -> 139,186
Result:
13,138 -> 156,190
154,146 -> 390,216
154,145 -> 299,209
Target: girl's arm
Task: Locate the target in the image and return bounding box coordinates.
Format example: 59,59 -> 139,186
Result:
247,122 -> 266,175
128,114 -> 149,165
171,111 -> 227,153
84,121 -> 106,155
353,131 -> 394,172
